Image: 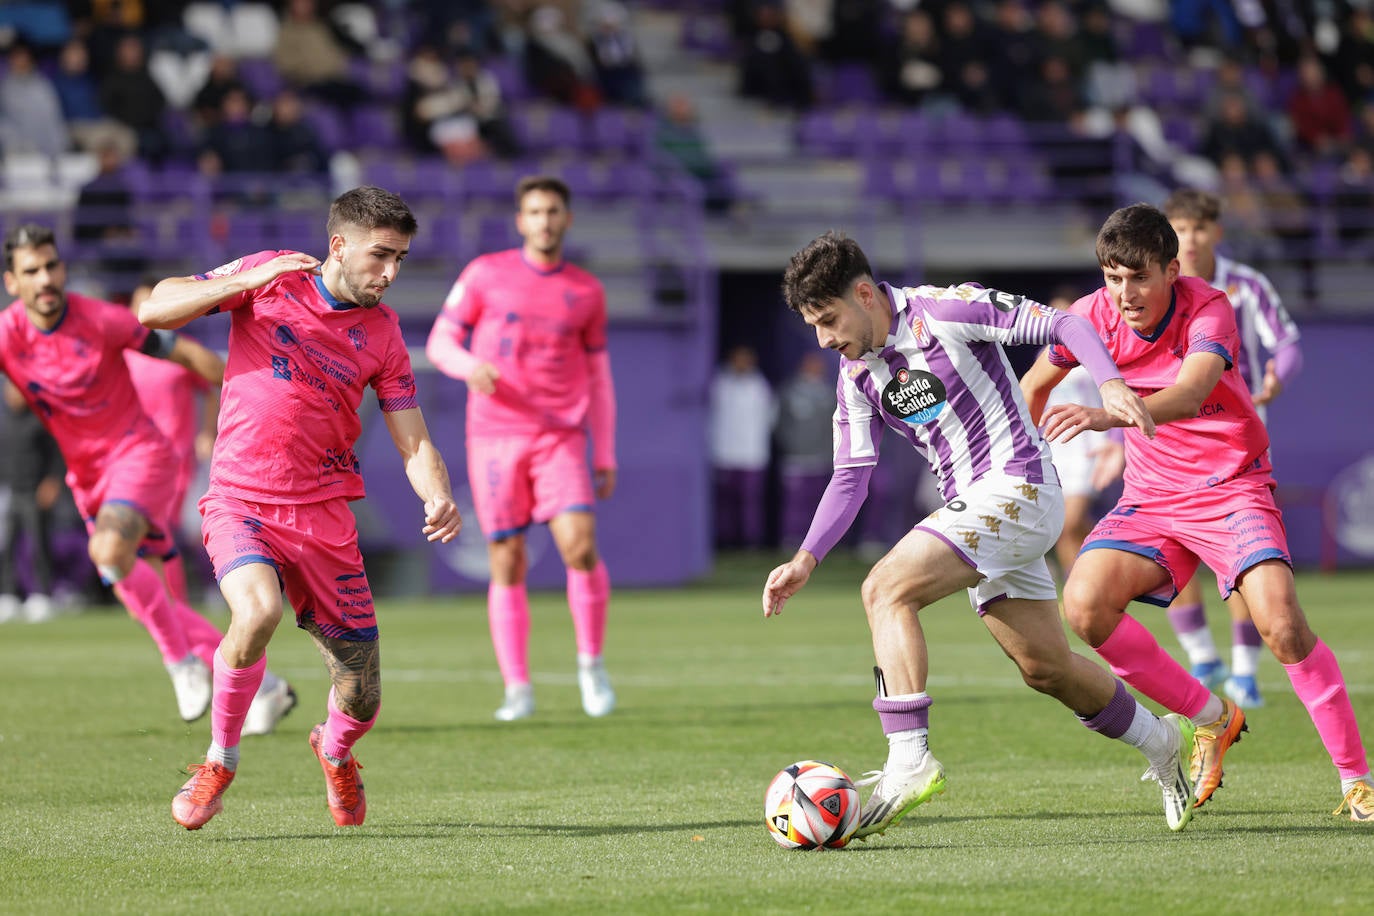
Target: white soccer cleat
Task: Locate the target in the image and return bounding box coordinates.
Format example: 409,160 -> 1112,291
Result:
494,683 -> 535,721
0,594 -> 20,624
1142,713 -> 1197,831
578,660 -> 616,718
167,654 -> 212,722
242,678 -> 298,736
23,593 -> 58,623
853,752 -> 947,839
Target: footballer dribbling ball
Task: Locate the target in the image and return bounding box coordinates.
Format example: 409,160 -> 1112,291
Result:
764,760 -> 860,849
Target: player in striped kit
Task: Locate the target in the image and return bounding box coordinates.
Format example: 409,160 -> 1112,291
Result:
427,175 -> 617,722
1158,188 -> 1304,709
761,232 -> 1202,837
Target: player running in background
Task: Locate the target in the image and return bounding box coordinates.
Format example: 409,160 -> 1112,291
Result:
761,232 -> 1205,837
1158,188 -> 1304,709
1022,203 -> 1372,823
0,223 -> 292,730
140,186 -> 461,830
426,175 -> 617,722
124,278 -> 220,610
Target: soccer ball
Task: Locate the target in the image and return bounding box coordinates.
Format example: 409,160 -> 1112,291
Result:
764,760 -> 860,849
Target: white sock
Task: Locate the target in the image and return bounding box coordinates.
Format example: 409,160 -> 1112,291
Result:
1177,628 -> 1220,666
1189,694 -> 1225,726
259,670 -> 282,693
1340,773 -> 1372,795
206,742 -> 239,771
885,728 -> 929,770
577,653 -> 602,670
1115,701 -> 1173,762
1231,644 -> 1260,678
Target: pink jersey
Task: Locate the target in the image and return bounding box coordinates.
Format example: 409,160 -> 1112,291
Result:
437,248 -> 607,437
125,350 -> 209,471
1047,275 -> 1271,499
192,250 -> 418,504
0,293 -> 167,491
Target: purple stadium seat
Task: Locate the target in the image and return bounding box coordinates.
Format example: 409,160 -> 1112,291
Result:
823,62 -> 882,106
476,214 -> 518,253
351,106 -> 404,152
237,57 -> 284,102
302,105 -> 347,153
409,210 -> 462,261
590,107 -> 651,157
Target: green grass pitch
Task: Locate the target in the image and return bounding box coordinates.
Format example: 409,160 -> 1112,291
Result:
3,555 -> 1371,914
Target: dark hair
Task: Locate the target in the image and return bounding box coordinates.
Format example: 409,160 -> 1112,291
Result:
515,175 -> 572,209
4,223 -> 57,271
327,186 -> 418,239
781,231 -> 874,312
1095,203 -> 1179,271
1161,188 -> 1222,223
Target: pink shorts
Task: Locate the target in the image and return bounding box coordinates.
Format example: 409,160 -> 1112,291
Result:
1081,478 -> 1291,606
467,430 -> 595,541
73,434 -> 179,559
200,493 -> 378,641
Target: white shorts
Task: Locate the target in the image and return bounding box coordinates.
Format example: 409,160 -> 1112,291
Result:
1047,430 -> 1106,498
915,475 -> 1064,613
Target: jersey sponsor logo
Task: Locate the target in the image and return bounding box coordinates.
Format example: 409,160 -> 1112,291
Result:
989,290 -> 1024,312
206,258 -> 243,279
318,447 -> 360,487
881,368 -> 947,425
300,339 -> 360,386
274,323 -> 300,349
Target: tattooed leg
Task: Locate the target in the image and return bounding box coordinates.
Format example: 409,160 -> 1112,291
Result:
89,502 -> 150,579
307,623 -> 382,721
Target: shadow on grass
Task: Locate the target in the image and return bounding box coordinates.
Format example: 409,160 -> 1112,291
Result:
209,818 -> 760,842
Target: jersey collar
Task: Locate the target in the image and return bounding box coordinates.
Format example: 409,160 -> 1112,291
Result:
314,273 -> 359,311
1133,289 -> 1177,343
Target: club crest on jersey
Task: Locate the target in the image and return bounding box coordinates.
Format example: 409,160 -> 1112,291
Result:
882,368 -> 947,425
911,315 -> 932,347
347,324 -> 367,351
1026,302 -> 1053,319
274,323 -> 300,349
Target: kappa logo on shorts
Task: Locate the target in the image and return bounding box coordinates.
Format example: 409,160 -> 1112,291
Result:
960,530 -> 982,552
998,500 -> 1021,522
979,515 -> 1003,537
1014,483 -> 1040,504
882,368 -> 947,425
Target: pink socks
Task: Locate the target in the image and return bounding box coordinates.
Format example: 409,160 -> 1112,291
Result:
210,648 -> 266,750
488,582 -> 531,686
567,561 -> 609,658
1284,639 -> 1369,780
114,559 -> 188,664
1096,613 -> 1212,719
320,687 -> 377,763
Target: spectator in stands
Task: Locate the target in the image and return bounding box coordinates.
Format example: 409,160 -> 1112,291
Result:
1334,144 -> 1374,243
53,36 -> 137,158
1200,89 -> 1288,172
523,4 -> 602,110
822,0 -> 882,62
0,39 -> 69,159
775,351 -> 835,546
739,3 -> 814,110
710,344 -> 775,550
193,54 -> 250,132
0,380 -> 65,624
99,33 -> 170,163
938,3 -> 999,115
73,139 -> 146,281
198,87 -> 277,177
587,1 -> 648,108
268,88 -> 329,175
653,92 -> 735,214
1031,1 -> 1087,84
273,0 -> 366,109
454,50 -> 520,159
986,0 -> 1040,113
1171,0 -> 1244,52
1251,150 -> 1314,246
1331,7 -> 1374,108
880,10 -> 946,110
1017,54 -> 1087,125
1287,53 -> 1353,159
1214,151 -> 1278,259
1079,5 -> 1135,111
403,44 -> 518,164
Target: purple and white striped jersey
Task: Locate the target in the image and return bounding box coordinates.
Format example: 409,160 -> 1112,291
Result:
1212,254 -> 1300,394
831,282 -> 1061,502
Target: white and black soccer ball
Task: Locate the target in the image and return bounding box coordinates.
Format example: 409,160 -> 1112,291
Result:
764,760 -> 860,849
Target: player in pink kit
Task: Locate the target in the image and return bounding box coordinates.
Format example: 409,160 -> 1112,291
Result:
1022,203 -> 1373,822
139,187 -> 462,830
125,279 -> 220,609
1159,188 -> 1305,709
0,223 -> 292,728
427,175 -> 617,723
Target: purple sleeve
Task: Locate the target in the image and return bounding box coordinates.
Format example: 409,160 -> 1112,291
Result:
1050,312 -> 1122,387
799,465 -> 873,563
1272,340 -> 1303,386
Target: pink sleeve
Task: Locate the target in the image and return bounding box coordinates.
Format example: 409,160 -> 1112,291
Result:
192,250 -> 284,312
373,314 -> 419,412
587,350 -> 616,469
426,262 -> 484,379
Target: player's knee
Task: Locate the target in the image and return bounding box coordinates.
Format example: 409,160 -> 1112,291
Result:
1017,656 -> 1069,696
1258,607 -> 1313,662
87,538 -> 133,580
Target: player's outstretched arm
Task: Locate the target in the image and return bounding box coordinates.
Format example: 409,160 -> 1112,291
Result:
1019,349 -> 1069,425
762,551 -> 818,618
138,253 -> 322,329
167,334 -> 225,385
383,407 -> 461,543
